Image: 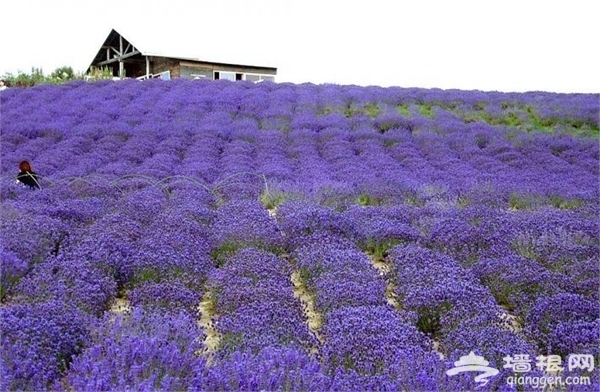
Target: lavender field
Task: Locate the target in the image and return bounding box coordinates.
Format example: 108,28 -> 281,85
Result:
0,79 -> 598,391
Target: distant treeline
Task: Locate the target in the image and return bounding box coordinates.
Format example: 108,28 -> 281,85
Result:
1,66 -> 114,87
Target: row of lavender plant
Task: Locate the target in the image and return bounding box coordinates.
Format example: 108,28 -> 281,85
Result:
2,184 -> 597,389
1,184 -> 218,390
275,201 -> 446,390
1,80 -> 597,210
192,200 -> 330,390
342,201 -> 599,361
388,242 -> 599,389
201,248 -> 323,390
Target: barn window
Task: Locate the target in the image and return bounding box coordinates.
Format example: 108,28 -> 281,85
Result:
152,71 -> 170,80
236,73 -> 243,81
215,71 -> 235,81
245,73 -> 275,83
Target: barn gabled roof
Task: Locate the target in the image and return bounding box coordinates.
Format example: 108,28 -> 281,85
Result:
87,28 -> 277,73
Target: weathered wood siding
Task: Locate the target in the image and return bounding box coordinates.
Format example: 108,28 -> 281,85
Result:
179,60 -> 276,80
151,57 -> 180,78
180,64 -> 213,79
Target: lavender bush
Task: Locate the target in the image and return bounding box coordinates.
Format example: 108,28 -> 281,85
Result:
0,248 -> 27,301
1,300 -> 91,391
66,309 -> 205,391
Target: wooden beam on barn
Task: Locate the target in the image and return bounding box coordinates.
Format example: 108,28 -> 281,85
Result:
97,50 -> 142,66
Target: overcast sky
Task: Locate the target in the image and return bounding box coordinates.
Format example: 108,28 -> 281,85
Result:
1,0 -> 598,93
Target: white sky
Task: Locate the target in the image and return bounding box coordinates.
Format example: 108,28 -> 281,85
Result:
1,0 -> 599,93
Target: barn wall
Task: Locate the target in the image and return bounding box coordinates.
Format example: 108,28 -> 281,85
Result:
179,61 -> 276,80
212,65 -> 276,76
151,57 -> 180,78
180,65 -> 213,79
91,55 -> 276,80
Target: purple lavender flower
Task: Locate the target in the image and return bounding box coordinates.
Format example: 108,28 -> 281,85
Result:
195,346 -> 331,391
0,213 -> 70,265
66,309 -> 205,391
321,305 -> 432,375
0,248 -> 27,300
208,248 -> 316,355
13,255 -> 117,316
277,201 -> 357,250
472,255 -> 574,316
210,200 -> 284,261
129,281 -> 202,316
525,293 -> 599,357
1,300 -> 91,391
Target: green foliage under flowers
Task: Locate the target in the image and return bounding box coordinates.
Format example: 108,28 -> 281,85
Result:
211,242 -> 285,267
364,239 -> 402,261
508,193 -> 540,210
548,195 -> 584,210
132,266 -> 187,288
397,104 -> 411,117
210,243 -> 240,267
217,332 -> 245,353
1,66 -> 114,88
356,192 -> 384,207
415,302 -> 452,337
259,188 -> 296,211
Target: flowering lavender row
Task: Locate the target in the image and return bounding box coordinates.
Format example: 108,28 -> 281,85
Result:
65,309 -> 205,391
207,248 -> 315,356
389,245 -> 535,354
386,242 -> 599,391
1,80 -> 597,209
525,293 -> 599,359
1,300 -> 92,391
290,233 -> 388,314
341,204 -> 421,258
283,218 -> 504,389
210,200 -> 284,263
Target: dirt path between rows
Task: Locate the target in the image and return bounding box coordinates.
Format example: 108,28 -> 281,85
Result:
198,290 -> 221,362
291,270 -> 324,350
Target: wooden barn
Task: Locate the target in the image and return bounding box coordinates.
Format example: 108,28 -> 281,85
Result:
87,28 -> 277,82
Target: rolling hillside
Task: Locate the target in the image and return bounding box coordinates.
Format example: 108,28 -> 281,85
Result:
1,79 -> 598,391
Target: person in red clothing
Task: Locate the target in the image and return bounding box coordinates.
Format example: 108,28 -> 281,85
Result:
16,160 -> 41,189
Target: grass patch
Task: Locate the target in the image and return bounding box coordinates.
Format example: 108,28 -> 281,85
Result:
383,139 -> 398,148
418,104 -> 434,118
548,195 -> 584,210
356,192 -> 384,206
364,239 -> 402,261
211,243 -> 241,267
398,104 -> 411,117
259,188 -> 296,210
508,193 -> 545,210
364,102 -> 381,117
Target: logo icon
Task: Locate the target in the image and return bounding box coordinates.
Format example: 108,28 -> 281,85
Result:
446,351 -> 500,388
